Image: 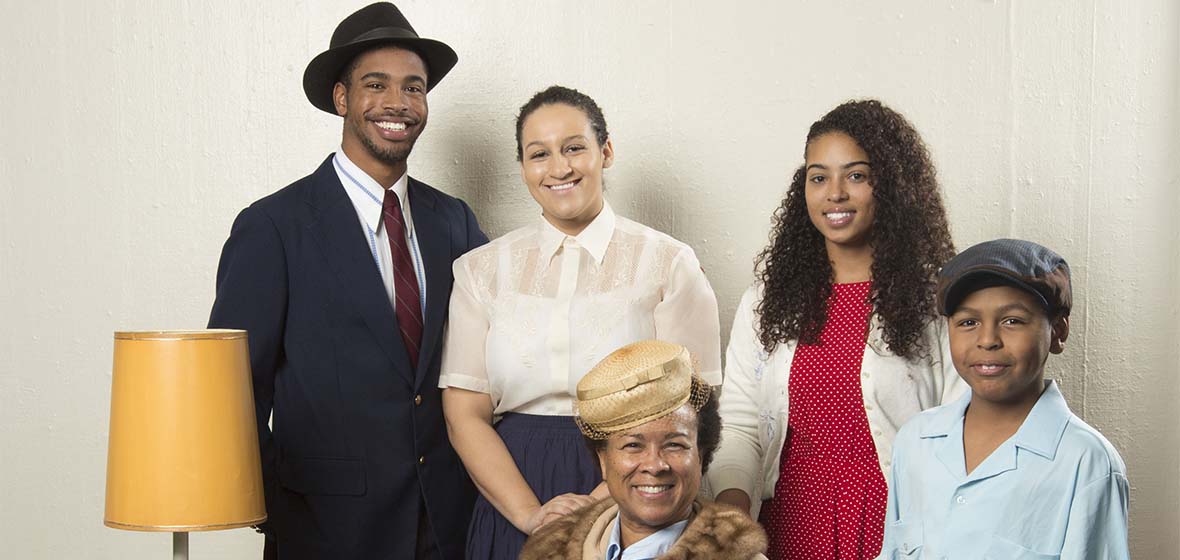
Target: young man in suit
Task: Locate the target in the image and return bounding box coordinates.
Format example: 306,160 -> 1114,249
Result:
208,4 -> 486,558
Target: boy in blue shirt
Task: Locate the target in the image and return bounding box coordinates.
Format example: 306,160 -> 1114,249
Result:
880,239 -> 1129,559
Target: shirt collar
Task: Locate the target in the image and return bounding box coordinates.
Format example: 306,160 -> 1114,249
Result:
605,514 -> 689,560
1009,380 -> 1072,460
537,201 -> 616,265
920,380 -> 1071,461
333,148 -> 411,234
919,387 -> 973,439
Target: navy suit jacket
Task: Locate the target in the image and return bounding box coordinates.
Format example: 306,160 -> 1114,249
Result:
209,155 -> 486,559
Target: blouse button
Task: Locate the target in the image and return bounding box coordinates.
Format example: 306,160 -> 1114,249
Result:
955,495 -> 966,505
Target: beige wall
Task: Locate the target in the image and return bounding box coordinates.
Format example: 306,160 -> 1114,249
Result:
2,1 -> 1176,557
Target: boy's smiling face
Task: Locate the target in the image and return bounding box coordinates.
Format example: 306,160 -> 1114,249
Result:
949,285 -> 1070,407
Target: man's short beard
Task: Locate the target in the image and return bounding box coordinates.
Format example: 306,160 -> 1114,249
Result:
361,133 -> 413,164
348,117 -> 415,165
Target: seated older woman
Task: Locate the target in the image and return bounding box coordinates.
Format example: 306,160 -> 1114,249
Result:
521,340 -> 768,560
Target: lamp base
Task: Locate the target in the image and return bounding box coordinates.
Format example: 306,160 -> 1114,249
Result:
173,532 -> 188,560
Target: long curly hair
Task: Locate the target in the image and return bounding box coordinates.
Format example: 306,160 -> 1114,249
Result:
755,99 -> 955,360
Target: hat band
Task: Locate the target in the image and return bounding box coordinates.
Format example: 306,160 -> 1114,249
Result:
337,26 -> 422,47
576,362 -> 675,401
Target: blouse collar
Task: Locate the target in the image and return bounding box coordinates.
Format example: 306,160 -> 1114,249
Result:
538,201 -> 616,266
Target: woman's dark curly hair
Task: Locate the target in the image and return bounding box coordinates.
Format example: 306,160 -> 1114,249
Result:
755,99 -> 955,360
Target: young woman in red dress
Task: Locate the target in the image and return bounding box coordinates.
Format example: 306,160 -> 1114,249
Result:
708,100 -> 966,559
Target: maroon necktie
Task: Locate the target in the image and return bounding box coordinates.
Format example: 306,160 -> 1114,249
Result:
382,189 -> 423,370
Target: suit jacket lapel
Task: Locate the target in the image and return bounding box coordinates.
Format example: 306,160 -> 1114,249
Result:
307,156 -> 415,385
409,178 -> 451,389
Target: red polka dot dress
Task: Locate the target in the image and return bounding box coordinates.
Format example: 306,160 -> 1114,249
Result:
760,281 -> 886,559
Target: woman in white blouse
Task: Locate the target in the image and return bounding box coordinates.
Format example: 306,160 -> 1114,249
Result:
440,85 -> 722,560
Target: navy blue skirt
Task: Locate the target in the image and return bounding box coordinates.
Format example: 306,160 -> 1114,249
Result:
466,413 -> 602,560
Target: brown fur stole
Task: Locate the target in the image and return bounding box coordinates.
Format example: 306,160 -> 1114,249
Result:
520,498 -> 768,560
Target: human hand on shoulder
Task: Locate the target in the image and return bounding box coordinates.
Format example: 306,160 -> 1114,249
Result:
521,493 -> 597,534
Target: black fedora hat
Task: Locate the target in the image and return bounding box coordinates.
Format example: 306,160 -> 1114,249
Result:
303,2 -> 458,114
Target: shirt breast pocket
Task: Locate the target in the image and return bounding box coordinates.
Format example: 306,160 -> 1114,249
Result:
885,521 -> 923,558
983,537 -> 1060,560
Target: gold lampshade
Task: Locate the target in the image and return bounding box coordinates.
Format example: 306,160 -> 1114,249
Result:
104,330 -> 267,531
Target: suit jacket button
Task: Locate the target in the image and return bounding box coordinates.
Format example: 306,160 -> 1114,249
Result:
418,456 -> 426,465
414,394 -> 423,406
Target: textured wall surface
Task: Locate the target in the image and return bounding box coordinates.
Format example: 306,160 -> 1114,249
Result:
1,1 -> 1176,557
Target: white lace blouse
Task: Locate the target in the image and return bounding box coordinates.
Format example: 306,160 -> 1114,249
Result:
439,203 -> 722,416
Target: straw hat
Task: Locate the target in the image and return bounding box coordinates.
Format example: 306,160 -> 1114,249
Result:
574,340 -> 711,440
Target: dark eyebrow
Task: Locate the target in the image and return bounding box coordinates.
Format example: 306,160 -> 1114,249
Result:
955,301 -> 1037,316
806,160 -> 871,172
617,431 -> 692,441
996,301 -> 1037,314
358,71 -> 390,82
952,305 -> 979,317
357,72 -> 427,86
523,135 -> 589,152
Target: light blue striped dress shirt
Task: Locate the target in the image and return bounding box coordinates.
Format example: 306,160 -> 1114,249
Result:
332,149 -> 426,315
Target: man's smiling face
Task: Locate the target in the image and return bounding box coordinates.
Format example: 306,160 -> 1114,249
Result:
334,46 -> 429,172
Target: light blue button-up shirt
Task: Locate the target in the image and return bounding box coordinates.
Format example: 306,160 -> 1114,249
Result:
604,515 -> 689,560
881,381 -> 1129,559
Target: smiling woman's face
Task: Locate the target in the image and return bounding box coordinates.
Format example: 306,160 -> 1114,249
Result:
804,132 -> 876,252
519,103 -> 613,236
596,405 -> 701,548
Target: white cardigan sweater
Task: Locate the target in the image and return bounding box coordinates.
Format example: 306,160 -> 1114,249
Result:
707,285 -> 966,518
